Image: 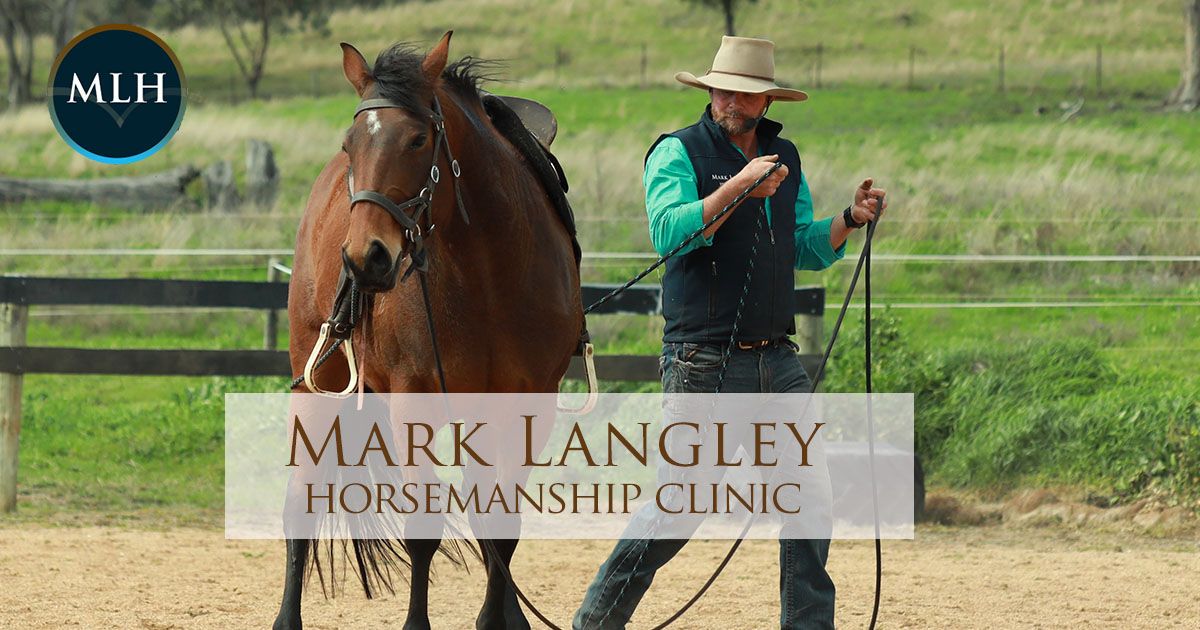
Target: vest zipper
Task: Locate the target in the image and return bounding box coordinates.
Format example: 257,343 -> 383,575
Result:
708,260 -> 718,318
768,202 -> 777,338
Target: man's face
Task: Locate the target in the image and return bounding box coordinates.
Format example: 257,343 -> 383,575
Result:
710,88 -> 771,136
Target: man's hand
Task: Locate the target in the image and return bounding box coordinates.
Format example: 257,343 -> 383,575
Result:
738,154 -> 789,198
851,177 -> 888,224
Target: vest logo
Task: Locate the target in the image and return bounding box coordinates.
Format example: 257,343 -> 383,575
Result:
711,174 -> 731,182
47,24 -> 187,164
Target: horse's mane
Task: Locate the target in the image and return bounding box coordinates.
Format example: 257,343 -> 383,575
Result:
371,42 -> 502,114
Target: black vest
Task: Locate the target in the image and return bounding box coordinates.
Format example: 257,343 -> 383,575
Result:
647,106 -> 800,344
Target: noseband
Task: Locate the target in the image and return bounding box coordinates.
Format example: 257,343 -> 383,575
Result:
349,94 -> 470,279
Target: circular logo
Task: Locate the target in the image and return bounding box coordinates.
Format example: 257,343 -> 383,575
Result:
48,24 -> 187,164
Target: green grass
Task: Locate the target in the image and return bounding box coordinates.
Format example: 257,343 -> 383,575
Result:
823,313 -> 1200,505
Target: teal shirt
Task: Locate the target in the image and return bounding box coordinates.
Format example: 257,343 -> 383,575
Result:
644,136 -> 845,271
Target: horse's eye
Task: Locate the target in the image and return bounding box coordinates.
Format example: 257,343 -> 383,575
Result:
409,134 -> 428,150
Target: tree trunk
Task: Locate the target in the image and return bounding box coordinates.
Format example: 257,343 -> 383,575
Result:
1,3 -> 32,108
1170,0 -> 1200,109
53,0 -> 77,53
723,0 -> 736,36
249,0 -> 270,100
2,13 -> 19,109
18,14 -> 32,101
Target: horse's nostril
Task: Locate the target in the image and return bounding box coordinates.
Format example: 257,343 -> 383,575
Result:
365,240 -> 393,276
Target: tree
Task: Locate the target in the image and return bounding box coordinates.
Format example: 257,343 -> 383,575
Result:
687,0 -> 758,37
53,0 -> 77,53
1,0 -> 80,109
1,0 -> 37,108
201,0 -> 330,100
1168,0 -> 1200,110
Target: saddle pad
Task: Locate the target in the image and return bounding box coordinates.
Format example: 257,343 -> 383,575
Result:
481,93 -> 581,268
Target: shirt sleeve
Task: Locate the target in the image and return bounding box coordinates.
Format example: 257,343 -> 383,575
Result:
793,169 -> 846,271
644,136 -> 713,257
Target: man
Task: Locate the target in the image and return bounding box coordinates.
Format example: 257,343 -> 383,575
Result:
572,36 -> 887,629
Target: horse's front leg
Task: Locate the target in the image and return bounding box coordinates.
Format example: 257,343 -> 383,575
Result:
273,394 -> 331,630
401,465 -> 445,630
402,535 -> 441,630
273,537 -> 309,630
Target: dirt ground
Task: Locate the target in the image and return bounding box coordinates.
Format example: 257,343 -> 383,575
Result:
1,521 -> 1197,630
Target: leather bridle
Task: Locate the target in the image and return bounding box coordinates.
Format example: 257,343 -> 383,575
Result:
348,94 -> 470,279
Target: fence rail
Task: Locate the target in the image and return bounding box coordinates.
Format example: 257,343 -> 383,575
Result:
4,249 -> 1197,264
0,274 -> 826,512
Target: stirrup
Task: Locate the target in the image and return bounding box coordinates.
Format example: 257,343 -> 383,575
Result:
558,342 -> 598,415
302,322 -> 359,398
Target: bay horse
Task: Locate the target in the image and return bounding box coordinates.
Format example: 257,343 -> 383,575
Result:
274,32 -> 583,630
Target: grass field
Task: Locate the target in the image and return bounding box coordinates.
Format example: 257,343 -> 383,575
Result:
1,0 -> 1197,519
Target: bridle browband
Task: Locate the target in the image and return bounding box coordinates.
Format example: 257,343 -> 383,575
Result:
349,94 -> 470,280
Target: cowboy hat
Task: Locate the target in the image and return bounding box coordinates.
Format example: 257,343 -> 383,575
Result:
675,36 -> 808,102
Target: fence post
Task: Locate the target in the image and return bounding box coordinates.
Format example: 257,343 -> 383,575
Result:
640,43 -> 648,88
0,302 -> 28,513
815,42 -> 823,89
264,257 -> 281,350
908,45 -> 916,90
998,45 -> 1006,92
554,46 -> 565,86
795,310 -> 823,357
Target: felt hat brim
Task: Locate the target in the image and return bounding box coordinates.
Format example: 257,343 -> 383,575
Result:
675,70 -> 808,101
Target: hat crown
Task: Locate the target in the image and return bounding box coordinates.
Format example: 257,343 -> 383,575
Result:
710,36 -> 775,81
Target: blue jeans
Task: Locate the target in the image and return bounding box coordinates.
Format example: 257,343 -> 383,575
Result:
573,341 -> 835,630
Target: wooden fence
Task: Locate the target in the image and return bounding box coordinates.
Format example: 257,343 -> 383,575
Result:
0,274 -> 825,512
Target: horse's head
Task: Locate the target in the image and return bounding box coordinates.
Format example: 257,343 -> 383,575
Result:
339,33 -> 455,292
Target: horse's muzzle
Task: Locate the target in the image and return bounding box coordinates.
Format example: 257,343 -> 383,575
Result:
342,240 -> 399,292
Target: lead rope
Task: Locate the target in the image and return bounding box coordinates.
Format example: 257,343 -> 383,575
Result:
643,207 -> 883,630
583,163 -> 783,316
864,217 -> 883,630
413,158 -> 883,628
586,192 -> 770,630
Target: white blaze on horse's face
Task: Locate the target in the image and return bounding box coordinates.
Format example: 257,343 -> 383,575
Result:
366,110 -> 382,135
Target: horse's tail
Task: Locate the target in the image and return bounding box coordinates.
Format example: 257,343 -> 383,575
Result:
303,535 -> 479,599
292,404 -> 482,599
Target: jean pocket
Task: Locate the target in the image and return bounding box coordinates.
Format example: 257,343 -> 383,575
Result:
678,343 -> 724,370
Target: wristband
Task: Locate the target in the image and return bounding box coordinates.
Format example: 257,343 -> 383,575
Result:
843,205 -> 865,229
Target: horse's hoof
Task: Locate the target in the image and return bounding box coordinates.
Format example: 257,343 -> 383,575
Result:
272,614 -> 302,630
474,613 -> 529,630
403,621 -> 432,630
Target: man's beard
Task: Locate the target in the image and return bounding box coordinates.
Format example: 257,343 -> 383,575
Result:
714,108 -> 760,136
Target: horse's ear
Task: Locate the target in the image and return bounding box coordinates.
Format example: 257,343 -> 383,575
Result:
421,31 -> 453,84
340,42 -> 373,97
